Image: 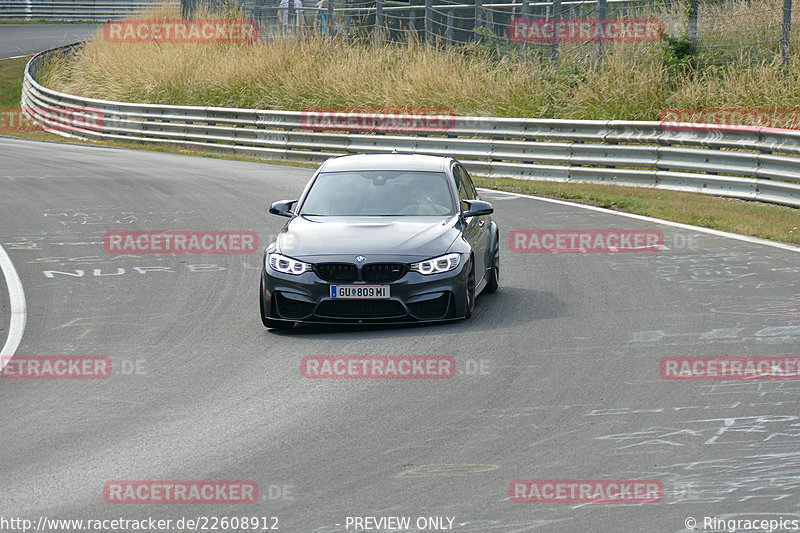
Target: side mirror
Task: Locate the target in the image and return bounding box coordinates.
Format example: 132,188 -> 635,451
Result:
461,199 -> 493,218
269,199 -> 297,218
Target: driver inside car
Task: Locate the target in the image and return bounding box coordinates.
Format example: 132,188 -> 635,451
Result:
406,183 -> 451,215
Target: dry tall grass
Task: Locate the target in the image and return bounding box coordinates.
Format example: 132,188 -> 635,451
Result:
36,0 -> 800,120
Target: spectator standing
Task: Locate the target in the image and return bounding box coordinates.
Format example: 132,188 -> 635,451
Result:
314,0 -> 337,35
278,0 -> 304,30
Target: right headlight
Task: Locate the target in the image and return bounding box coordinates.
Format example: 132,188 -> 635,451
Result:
267,252 -> 311,275
410,253 -> 461,275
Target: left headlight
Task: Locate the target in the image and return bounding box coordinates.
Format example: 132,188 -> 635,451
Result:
267,252 -> 311,275
410,252 -> 461,275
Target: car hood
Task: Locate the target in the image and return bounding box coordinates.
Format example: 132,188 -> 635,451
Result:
276,215 -> 461,260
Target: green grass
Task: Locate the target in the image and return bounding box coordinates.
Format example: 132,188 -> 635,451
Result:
0,57 -> 28,108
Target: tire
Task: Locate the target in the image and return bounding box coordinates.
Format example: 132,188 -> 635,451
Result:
260,280 -> 295,330
464,260 -> 475,319
484,232 -> 499,294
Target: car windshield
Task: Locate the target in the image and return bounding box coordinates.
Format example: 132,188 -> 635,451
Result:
299,170 -> 456,216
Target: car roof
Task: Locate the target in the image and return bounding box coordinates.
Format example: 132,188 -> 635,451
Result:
319,153 -> 452,173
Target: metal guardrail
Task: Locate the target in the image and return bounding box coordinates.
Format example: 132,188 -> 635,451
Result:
20,44 -> 800,208
0,1 -> 178,21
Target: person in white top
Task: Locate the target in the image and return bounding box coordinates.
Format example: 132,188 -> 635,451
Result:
278,0 -> 304,29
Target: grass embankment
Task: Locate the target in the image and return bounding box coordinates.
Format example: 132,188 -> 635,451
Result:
35,1 -> 800,118
7,3 -> 800,245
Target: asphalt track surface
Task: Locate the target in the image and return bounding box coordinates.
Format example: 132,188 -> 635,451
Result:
1,135 -> 800,533
2,29 -> 800,533
0,24 -> 100,59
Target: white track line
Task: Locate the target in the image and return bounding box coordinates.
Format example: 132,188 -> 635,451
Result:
0,53 -> 35,61
479,188 -> 800,254
0,243 -> 26,364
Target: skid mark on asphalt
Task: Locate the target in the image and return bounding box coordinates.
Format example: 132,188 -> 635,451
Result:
394,464 -> 500,478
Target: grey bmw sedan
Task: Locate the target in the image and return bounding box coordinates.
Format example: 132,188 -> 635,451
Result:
259,153 -> 499,329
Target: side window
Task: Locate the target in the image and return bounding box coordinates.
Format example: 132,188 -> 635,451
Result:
453,165 -> 475,209
461,166 -> 478,199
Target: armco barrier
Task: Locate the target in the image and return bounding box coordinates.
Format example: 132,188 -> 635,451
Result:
0,1 -> 178,22
20,43 -> 800,208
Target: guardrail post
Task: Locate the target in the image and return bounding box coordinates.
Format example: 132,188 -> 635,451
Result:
517,0 -> 530,51
328,0 -> 335,36
376,0 -> 384,34
782,0 -> 792,64
344,0 -> 351,41
425,0 -> 433,43
595,0 -> 607,63
253,0 -> 264,31
181,0 -> 196,18
551,0 -> 561,62
446,9 -> 454,45
687,0 -> 698,45
474,0 -> 483,42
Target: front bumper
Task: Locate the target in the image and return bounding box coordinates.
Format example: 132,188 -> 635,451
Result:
261,258 -> 469,324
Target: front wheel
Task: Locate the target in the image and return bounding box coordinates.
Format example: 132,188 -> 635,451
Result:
260,280 -> 295,330
484,234 -> 499,293
464,260 -> 475,319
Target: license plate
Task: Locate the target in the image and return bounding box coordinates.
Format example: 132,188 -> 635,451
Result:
330,285 -> 390,299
